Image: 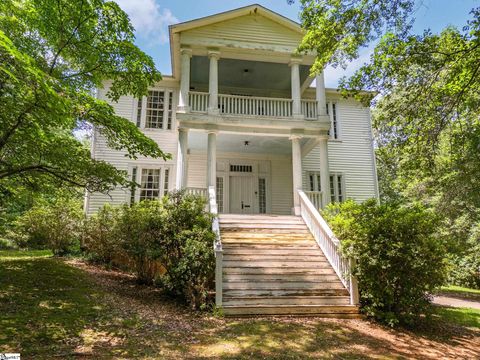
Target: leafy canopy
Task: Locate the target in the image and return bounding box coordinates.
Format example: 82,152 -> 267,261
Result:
0,0 -> 168,200
291,0 -> 415,73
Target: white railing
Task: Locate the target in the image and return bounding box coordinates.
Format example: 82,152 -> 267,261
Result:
190,91 -> 209,113
218,94 -> 293,118
185,187 -> 208,198
304,191 -> 323,210
301,99 -> 318,120
208,185 -> 223,307
298,190 -> 359,305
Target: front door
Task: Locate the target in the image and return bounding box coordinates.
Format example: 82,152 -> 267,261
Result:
229,175 -> 255,214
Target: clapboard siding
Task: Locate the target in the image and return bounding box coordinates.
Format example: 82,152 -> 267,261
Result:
86,85 -> 179,216
181,14 -> 302,53
303,98 -> 377,202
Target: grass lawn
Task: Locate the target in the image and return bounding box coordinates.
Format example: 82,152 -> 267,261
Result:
1,250 -> 479,359
439,285 -> 480,301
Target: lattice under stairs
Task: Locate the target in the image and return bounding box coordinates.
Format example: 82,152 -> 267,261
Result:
218,214 -> 359,316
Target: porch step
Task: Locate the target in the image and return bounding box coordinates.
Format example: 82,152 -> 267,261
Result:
218,214 -> 356,317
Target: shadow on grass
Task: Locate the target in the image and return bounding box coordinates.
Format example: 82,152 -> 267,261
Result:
1,251 -> 479,359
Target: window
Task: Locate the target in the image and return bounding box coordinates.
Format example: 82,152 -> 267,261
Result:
329,173 -> 344,203
130,167 -> 137,204
163,168 -> 170,195
136,90 -> 174,130
140,169 -> 161,200
136,99 -> 142,127
146,90 -> 165,129
216,177 -> 224,213
308,171 -> 322,192
130,166 -> 170,202
230,164 -> 252,173
258,178 -> 266,214
326,102 -> 339,139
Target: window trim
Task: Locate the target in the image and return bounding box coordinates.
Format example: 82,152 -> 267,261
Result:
329,172 -> 346,203
134,88 -> 176,131
326,101 -> 341,141
128,164 -> 172,203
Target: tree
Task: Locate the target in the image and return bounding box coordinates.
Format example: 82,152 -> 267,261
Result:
291,0 -> 415,72
0,0 -> 169,201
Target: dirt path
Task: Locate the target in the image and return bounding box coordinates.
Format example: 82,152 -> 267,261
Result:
66,259 -> 480,360
433,295 -> 480,310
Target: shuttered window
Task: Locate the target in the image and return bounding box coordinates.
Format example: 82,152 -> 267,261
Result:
326,102 -> 339,139
136,90 -> 174,130
216,177 -> 224,213
329,173 -> 345,203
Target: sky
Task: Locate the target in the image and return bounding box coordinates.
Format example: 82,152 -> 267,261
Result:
114,0 -> 479,88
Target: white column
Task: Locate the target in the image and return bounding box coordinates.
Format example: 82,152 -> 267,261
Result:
319,135 -> 331,207
178,48 -> 192,113
176,128 -> 188,189
289,57 -> 302,118
207,131 -> 217,188
208,50 -> 220,114
316,72 -> 327,116
290,135 -> 303,215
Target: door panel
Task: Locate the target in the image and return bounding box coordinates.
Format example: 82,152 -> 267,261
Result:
229,176 -> 255,214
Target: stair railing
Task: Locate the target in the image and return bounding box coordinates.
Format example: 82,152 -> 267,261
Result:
208,185 -> 223,306
298,190 -> 359,305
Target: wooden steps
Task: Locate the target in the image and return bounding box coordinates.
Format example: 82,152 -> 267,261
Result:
219,214 -> 357,317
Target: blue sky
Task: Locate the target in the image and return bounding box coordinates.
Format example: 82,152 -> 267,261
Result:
115,0 -> 479,87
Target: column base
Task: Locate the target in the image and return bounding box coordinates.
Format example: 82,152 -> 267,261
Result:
177,105 -> 190,113
208,108 -> 220,115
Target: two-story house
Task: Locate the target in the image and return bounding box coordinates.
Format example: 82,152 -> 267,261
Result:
85,4 -> 378,316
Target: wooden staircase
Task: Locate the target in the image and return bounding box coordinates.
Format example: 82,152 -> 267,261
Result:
219,214 -> 359,316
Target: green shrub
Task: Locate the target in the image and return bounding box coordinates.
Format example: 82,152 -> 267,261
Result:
154,191 -> 215,309
83,204 -> 122,264
84,191 -> 215,309
323,199 -> 447,326
448,245 -> 480,289
10,198 -> 84,256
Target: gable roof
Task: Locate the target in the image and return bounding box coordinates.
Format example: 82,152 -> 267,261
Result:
169,4 -> 303,35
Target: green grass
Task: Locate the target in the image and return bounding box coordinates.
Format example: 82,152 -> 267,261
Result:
434,306 -> 480,328
439,285 -> 480,301
1,250 -> 479,359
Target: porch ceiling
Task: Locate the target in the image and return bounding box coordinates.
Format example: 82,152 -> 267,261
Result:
188,132 -> 308,155
190,56 -> 311,92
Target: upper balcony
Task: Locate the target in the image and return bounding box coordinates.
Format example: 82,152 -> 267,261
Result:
189,91 -> 319,120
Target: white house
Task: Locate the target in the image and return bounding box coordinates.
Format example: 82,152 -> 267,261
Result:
86,4 -> 378,316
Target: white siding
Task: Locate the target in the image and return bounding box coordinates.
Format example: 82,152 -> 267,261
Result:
181,14 -> 302,53
303,98 -> 378,202
86,84 -> 179,215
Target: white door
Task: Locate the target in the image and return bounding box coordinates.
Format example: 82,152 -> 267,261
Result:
229,176 -> 255,214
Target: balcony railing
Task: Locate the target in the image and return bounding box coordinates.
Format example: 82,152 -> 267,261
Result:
188,92 -> 318,119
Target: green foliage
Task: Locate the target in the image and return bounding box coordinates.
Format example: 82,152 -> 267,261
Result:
323,199 -> 447,326
83,204 -> 121,264
84,192 -> 215,309
0,0 -> 168,200
292,0 -> 414,73
448,243 -> 480,289
10,198 -> 84,256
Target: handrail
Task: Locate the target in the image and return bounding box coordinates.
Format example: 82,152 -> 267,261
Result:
298,190 -> 359,305
185,187 -> 208,198
304,190 -> 323,210
190,91 -> 209,113
208,185 -> 223,306
301,99 -> 318,120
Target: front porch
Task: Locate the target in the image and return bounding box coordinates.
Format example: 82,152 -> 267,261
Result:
178,131 -> 330,215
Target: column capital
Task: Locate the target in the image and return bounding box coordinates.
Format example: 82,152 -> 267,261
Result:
207,49 -> 221,60
289,134 -> 303,141
178,127 -> 189,133
180,47 -> 193,57
289,56 -> 303,66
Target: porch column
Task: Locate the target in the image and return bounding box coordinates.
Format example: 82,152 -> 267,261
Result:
176,128 -> 188,189
178,48 -> 192,113
289,57 -> 302,118
208,49 -> 220,114
207,131 -> 217,188
316,72 -> 327,117
319,135 -> 331,207
290,135 -> 303,215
